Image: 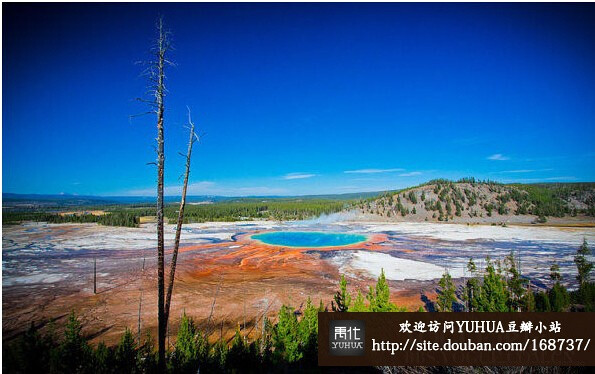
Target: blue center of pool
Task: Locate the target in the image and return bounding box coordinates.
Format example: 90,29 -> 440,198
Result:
251,231 -> 367,248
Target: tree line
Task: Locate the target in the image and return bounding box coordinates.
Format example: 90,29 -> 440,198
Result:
167,200 -> 347,222
3,199 -> 349,227
3,211 -> 139,227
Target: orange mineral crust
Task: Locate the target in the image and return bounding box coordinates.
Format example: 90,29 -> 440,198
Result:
2,224 -> 429,346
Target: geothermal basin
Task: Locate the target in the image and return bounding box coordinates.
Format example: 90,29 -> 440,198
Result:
3,219 -> 594,345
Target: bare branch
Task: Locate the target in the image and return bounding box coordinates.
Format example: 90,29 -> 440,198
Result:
163,105 -> 198,333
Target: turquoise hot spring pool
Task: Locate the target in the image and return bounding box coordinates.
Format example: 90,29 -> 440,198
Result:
251,231 -> 367,248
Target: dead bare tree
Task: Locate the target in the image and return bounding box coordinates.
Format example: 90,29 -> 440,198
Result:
205,275 -> 223,337
138,256 -> 146,342
136,17 -> 199,369
138,16 -> 172,370
93,257 -> 97,294
164,107 -> 198,329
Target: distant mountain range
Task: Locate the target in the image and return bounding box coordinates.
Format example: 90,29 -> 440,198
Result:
2,191 -> 381,209
2,193 -> 219,206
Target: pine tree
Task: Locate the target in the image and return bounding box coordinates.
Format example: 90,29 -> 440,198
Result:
575,238 -> 593,286
298,298 -> 319,363
54,311 -> 93,373
137,332 -> 157,372
332,274 -> 351,312
550,262 -> 562,283
437,271 -> 457,312
211,339 -> 228,370
479,258 -> 509,312
350,290 -> 368,312
367,269 -> 403,311
535,291 -> 551,312
114,328 -> 138,373
464,258 -> 481,312
524,286 -> 536,312
549,283 -> 570,312
94,342 -> 114,373
227,326 -> 249,370
547,261 -> 570,312
5,322 -> 56,373
505,252 -> 526,311
174,313 -> 201,371
273,305 -> 301,363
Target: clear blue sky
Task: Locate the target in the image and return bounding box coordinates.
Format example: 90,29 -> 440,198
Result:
3,3 -> 595,196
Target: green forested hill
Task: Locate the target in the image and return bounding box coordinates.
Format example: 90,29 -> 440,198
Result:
359,179 -> 595,223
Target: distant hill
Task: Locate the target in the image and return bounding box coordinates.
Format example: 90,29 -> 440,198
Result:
2,190 -> 381,211
357,179 -> 595,224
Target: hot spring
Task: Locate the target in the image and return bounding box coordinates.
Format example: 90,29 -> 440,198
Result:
251,231 -> 367,248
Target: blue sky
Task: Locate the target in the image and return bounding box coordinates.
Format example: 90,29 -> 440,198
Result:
3,3 -> 595,196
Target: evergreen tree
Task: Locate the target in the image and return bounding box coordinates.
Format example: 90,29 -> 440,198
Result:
549,283 -> 570,312
272,305 -> 301,363
53,311 -> 93,373
524,286 -> 536,312
505,252 -> 526,311
572,282 -> 595,311
227,326 -> 249,371
550,262 -> 562,283
210,340 -> 228,370
174,313 -> 203,372
350,290 -> 368,312
478,259 -> 509,312
546,261 -> 570,312
94,342 -> 114,373
575,238 -> 593,286
437,271 -> 457,312
4,322 -> 56,373
114,328 -> 138,373
535,291 -> 551,312
467,257 -> 477,273
367,269 -> 404,311
464,258 -> 481,312
298,298 -> 319,364
137,332 -> 157,373
332,274 -> 351,312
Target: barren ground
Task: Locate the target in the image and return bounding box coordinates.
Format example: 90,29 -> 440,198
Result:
3,218 -> 593,346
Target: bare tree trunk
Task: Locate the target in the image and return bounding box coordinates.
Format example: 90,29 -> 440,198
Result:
93,257 -> 97,294
260,312 -> 266,354
138,256 -> 145,342
154,17 -> 168,371
206,276 -> 222,338
164,109 -> 197,329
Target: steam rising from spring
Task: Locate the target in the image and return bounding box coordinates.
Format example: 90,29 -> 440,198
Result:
293,210 -> 359,226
